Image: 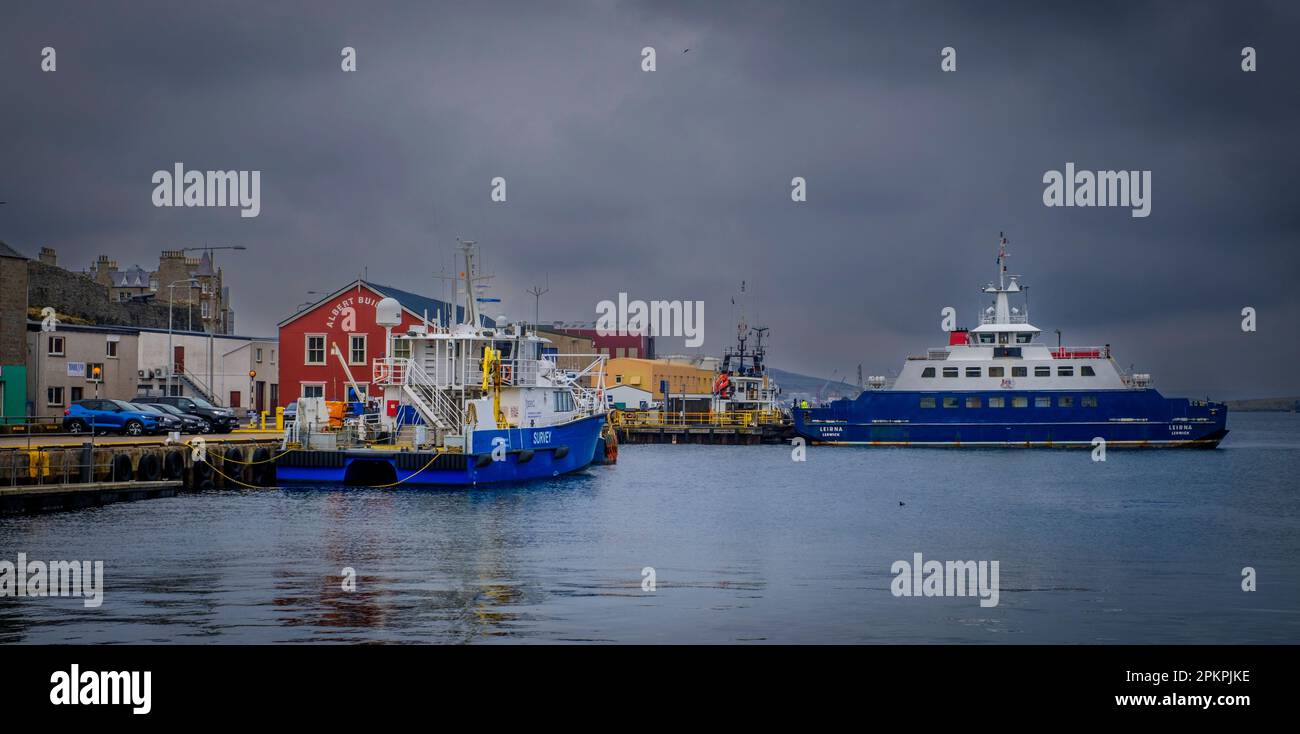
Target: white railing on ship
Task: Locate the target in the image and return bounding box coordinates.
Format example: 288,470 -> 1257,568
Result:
979,313 -> 1030,324
547,353 -> 607,415
372,357 -> 463,427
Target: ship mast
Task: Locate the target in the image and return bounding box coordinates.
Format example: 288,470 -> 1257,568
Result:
982,232 -> 1025,325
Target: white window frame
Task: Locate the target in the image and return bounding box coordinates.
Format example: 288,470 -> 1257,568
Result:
48,335 -> 65,357
46,386 -> 65,407
106,340 -> 119,358
301,382 -> 325,399
349,334 -> 367,366
305,334 -> 326,365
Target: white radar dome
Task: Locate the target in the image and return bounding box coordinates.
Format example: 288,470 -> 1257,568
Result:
375,297 -> 403,327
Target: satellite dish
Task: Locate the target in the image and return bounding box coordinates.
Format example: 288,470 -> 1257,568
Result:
985,306 -> 995,315
375,297 -> 403,327
1011,307 -> 1020,314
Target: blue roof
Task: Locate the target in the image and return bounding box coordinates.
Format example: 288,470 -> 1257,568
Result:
365,281 -> 495,328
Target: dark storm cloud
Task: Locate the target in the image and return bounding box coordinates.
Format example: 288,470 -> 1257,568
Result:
1,0 -> 1297,397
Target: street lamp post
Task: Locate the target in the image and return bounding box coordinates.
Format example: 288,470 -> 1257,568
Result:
167,278 -> 198,397
182,244 -> 246,405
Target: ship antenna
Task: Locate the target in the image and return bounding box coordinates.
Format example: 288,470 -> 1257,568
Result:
997,232 -> 1008,291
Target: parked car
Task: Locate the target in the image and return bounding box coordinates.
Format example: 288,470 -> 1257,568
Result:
63,399 -> 162,436
282,400 -> 298,424
128,402 -> 185,434
144,402 -> 206,434
147,396 -> 240,434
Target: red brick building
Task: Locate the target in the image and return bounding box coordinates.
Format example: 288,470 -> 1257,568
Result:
277,280 -> 483,405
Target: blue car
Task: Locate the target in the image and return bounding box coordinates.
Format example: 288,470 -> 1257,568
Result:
63,399 -> 163,436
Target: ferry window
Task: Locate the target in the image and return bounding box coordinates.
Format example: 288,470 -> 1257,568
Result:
988,367 -> 1005,377
1081,366 -> 1096,377
1016,333 -> 1032,344
1057,366 -> 1074,377
989,396 -> 1005,408
920,397 -> 936,408
554,392 -> 574,412
966,396 -> 981,408
978,333 -> 995,344
393,340 -> 411,360
942,397 -> 958,408
1058,396 -> 1074,407
1035,396 -> 1051,407
942,367 -> 958,378
1012,366 -> 1027,377
305,335 -> 326,365
965,367 -> 981,378
921,367 -> 935,378
1012,396 -> 1029,408
1034,366 -> 1050,377
349,335 -> 367,365
1082,396 -> 1098,407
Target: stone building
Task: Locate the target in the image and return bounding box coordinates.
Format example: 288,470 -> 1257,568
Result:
77,247 -> 235,334
0,242 -> 29,422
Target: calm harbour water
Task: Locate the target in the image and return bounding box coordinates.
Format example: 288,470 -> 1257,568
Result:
2,412 -> 1298,644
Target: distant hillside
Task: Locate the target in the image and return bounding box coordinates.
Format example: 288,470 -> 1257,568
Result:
767,366 -> 860,401
1224,397 -> 1300,412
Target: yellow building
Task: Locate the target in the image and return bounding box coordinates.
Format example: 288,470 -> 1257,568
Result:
605,358 -> 715,400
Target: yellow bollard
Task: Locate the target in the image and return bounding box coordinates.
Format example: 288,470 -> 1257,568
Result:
275,406 -> 285,430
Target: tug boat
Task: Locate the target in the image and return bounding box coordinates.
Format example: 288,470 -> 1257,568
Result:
711,320 -> 782,417
792,235 -> 1228,448
276,242 -> 608,486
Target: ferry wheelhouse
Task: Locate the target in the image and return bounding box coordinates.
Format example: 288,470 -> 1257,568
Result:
792,236 -> 1228,448
276,242 -> 609,485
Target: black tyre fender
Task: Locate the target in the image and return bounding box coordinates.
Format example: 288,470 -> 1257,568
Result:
193,460 -> 213,483
163,451 -> 185,480
111,454 -> 134,481
137,453 -> 162,481
250,448 -> 272,485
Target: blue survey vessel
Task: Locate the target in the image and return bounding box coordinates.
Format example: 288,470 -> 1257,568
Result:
792,235 -> 1227,448
277,241 -> 611,486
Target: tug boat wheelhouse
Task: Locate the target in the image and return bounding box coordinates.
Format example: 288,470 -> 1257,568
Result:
276,242 -> 608,486
792,236 -> 1228,448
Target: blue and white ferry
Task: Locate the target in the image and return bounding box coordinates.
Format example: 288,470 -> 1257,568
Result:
276,242 -> 609,486
792,236 -> 1228,448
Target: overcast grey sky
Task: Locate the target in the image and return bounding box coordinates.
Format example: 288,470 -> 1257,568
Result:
2,1 -> 1297,397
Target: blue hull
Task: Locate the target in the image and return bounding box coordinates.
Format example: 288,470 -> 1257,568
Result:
276,413 -> 606,486
793,389 -> 1227,447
